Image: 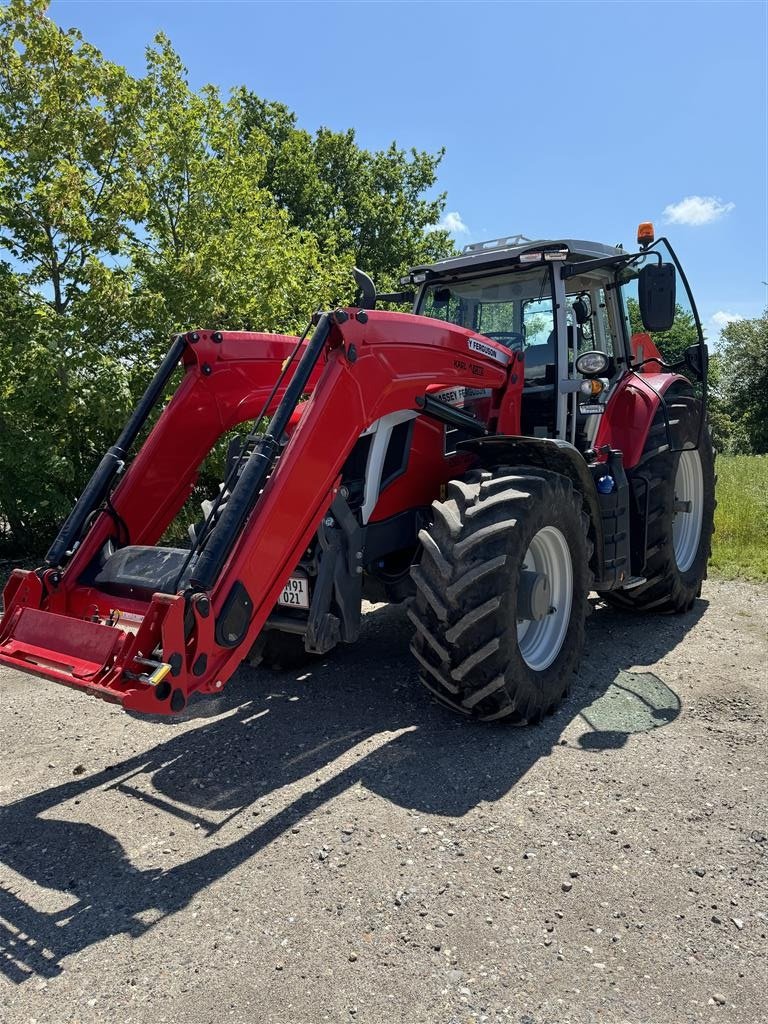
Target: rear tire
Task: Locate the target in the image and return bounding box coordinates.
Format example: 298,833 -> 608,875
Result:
603,396 -> 715,614
409,467 -> 591,724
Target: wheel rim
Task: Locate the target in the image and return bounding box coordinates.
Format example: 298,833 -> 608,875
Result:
517,526 -> 573,672
672,449 -> 704,572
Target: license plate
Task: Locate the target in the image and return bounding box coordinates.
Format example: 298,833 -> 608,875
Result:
278,575 -> 310,609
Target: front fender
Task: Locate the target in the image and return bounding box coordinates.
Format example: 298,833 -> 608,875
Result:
595,372 -> 691,469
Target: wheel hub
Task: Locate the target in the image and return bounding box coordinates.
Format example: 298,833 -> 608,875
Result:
672,448 -> 704,572
516,526 -> 573,672
517,570 -> 550,621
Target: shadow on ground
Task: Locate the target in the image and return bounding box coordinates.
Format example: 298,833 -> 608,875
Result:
0,597 -> 701,981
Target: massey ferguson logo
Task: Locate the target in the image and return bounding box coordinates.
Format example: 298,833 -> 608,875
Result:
468,337 -> 509,364
433,386 -> 491,407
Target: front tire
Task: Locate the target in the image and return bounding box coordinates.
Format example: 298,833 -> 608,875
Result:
409,467 -> 591,724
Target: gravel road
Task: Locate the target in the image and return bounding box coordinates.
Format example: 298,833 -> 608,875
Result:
0,579 -> 765,1024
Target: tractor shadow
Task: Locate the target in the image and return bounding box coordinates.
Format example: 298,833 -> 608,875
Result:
0,596 -> 702,982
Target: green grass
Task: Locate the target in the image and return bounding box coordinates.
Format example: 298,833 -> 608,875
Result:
710,455 -> 768,581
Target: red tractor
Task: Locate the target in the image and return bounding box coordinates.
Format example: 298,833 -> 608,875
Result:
0,224 -> 715,723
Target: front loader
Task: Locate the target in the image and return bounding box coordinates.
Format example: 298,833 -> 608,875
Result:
0,223 -> 715,722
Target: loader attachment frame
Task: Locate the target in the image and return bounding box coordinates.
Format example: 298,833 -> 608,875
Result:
0,309 -> 516,714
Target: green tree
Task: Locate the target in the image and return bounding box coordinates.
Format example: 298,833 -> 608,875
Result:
131,40 -> 349,344
0,2 -> 459,551
0,0 -> 144,314
626,296 -> 738,448
626,297 -> 699,365
239,96 -> 456,290
719,310 -> 768,454
706,348 -> 740,454
0,0 -> 144,547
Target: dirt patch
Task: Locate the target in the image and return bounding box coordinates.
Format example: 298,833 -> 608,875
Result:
0,579 -> 766,1023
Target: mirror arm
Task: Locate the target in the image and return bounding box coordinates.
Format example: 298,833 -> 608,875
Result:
631,355 -> 673,372
560,249 -> 661,280
352,267 -> 377,310
376,290 -> 415,304
632,355 -> 691,373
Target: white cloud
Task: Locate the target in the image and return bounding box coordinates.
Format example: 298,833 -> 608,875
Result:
663,195 -> 735,227
427,210 -> 469,235
710,310 -> 744,336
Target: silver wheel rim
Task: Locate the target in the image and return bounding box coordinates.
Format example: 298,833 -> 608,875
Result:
517,526 -> 573,672
672,449 -> 704,572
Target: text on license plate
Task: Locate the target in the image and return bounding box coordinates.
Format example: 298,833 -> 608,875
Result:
278,576 -> 310,609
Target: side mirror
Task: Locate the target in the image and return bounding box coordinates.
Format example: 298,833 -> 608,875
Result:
684,342 -> 708,381
638,262 -> 676,332
572,295 -> 590,325
432,287 -> 452,307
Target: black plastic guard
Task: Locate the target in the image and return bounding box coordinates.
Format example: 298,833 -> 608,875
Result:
215,581 -> 253,648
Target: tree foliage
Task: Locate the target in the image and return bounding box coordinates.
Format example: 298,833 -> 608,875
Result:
626,297 -> 699,365
240,96 -> 455,290
131,40 -> 350,343
718,309 -> 768,454
0,0 -> 454,550
627,296 -> 768,455
0,0 -> 143,545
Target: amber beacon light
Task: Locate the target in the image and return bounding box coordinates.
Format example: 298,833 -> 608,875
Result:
637,221 -> 655,248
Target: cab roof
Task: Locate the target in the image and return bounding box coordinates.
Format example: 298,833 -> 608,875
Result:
406,237 -> 625,282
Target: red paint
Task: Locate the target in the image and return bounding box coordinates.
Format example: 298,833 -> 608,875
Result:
630,332 -> 664,372
595,370 -> 691,468
368,417 -> 473,522
0,311 -> 517,713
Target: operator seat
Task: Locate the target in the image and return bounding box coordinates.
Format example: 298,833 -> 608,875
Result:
526,325 -> 579,380
519,325 -> 575,437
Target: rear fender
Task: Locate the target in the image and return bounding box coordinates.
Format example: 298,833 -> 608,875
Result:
457,435 -> 604,583
595,372 -> 691,469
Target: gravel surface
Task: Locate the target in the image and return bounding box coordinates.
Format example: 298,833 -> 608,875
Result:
0,579 -> 765,1023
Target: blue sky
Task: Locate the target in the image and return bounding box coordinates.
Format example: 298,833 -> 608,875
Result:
50,0 -> 767,343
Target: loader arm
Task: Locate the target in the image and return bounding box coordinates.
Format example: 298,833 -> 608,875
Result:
0,310 -> 517,715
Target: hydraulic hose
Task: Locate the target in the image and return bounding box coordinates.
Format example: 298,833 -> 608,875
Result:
45,334 -> 187,567
189,313 -> 332,592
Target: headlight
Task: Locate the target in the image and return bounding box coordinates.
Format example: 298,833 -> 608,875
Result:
575,350 -> 610,376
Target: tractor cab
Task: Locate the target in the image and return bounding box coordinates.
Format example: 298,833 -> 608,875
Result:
403,229 -> 707,455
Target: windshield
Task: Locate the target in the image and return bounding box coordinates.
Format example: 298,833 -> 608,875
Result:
417,267 -> 555,382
